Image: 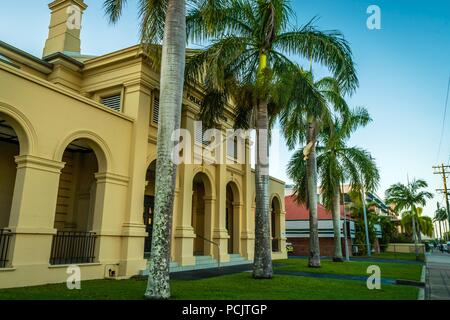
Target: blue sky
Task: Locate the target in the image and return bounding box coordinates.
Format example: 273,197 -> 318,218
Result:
1,0 -> 449,217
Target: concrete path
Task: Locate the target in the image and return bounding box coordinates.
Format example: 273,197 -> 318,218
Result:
425,252 -> 450,300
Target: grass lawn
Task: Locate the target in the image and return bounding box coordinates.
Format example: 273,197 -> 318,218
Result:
274,259 -> 423,281
0,273 -> 418,300
359,252 -> 425,261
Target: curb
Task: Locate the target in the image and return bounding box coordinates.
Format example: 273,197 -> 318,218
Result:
417,265 -> 426,300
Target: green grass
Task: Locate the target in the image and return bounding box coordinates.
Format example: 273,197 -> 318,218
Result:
0,273 -> 418,300
274,259 -> 423,281
360,252 -> 425,261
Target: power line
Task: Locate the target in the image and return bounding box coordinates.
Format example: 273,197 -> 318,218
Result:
436,76 -> 450,162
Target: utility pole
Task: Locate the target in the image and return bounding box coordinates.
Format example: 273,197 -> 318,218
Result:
433,164 -> 450,241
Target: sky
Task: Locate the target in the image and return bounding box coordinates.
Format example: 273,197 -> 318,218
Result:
1,0 -> 449,218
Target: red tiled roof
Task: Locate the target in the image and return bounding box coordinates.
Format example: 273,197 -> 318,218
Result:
285,195 -> 350,221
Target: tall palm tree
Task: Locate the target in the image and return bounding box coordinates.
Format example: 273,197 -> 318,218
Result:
104,0 -> 187,299
434,203 -> 448,240
317,107 -> 379,261
186,0 -> 358,277
385,179 -> 433,260
282,72 -> 355,267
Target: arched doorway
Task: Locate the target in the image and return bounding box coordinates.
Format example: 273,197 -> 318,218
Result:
0,114 -> 20,267
51,138 -> 101,265
226,182 -> 240,254
144,160 -> 156,257
191,172 -> 213,256
271,196 -> 281,252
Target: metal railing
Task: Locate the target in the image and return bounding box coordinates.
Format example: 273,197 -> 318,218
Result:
197,234 -> 221,269
50,231 -> 97,265
0,229 -> 11,268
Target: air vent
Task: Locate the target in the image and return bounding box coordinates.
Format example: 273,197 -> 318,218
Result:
152,96 -> 160,124
101,94 -> 121,112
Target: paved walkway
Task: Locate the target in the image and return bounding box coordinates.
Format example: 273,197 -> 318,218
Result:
425,252 -> 450,300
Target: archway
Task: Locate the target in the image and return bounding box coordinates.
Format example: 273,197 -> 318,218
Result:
51,138 -> 104,265
271,196 -> 281,252
226,182 -> 240,254
0,114 -> 20,230
144,160 -> 156,257
191,172 -> 213,256
0,114 -> 21,267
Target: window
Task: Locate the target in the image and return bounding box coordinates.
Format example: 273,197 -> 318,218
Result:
227,135 -> 238,159
152,95 -> 160,125
101,94 -> 121,112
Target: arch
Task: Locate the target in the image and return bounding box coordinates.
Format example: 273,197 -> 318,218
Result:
226,180 -> 241,254
143,159 -> 157,256
270,195 -> 282,252
0,102 -> 37,155
54,130 -> 112,173
225,178 -> 243,204
191,167 -> 214,198
191,171 -> 214,256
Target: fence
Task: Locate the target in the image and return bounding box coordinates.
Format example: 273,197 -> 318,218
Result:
0,229 -> 11,268
50,231 -> 97,265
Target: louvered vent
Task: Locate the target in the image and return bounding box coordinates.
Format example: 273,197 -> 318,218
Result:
101,94 -> 121,112
152,96 -> 160,124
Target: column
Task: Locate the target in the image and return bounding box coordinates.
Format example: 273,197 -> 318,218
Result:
8,155 -> 64,267
241,139 -> 255,260
119,80 -> 152,276
212,127 -> 230,263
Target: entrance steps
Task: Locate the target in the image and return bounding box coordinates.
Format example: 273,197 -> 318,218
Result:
139,254 -> 251,276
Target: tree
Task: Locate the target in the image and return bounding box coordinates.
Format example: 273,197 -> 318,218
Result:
385,179 -> 433,260
401,207 -> 434,239
186,0 -> 358,276
283,72 -> 359,266
434,202 -> 448,241
104,0 -> 187,299
317,107 -> 379,261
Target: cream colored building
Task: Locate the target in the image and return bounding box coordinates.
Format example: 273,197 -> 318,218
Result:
0,0 -> 286,289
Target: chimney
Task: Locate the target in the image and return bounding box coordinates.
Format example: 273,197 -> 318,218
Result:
43,0 -> 87,58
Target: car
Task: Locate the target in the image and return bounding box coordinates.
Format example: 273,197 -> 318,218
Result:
286,242 -> 294,255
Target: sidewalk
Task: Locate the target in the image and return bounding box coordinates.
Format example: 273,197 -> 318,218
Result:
425,252 -> 450,300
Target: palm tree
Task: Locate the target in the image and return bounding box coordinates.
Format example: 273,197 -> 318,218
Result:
104,0 -> 187,299
186,0 -> 358,276
434,203 -> 448,241
287,107 -> 379,262
318,107 -> 379,261
402,207 -> 434,239
282,71 -> 355,267
385,179 -> 433,260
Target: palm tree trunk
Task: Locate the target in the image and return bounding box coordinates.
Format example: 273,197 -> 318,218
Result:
439,220 -> 442,241
411,215 -> 420,260
307,120 -> 320,267
417,218 -> 422,243
252,98 -> 273,278
332,184 -> 344,262
145,0 -> 186,300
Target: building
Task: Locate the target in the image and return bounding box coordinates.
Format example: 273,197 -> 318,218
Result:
0,0 -> 286,289
285,195 -> 355,257
284,185 -> 385,256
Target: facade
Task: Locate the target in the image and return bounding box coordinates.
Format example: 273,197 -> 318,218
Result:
285,195 -> 355,257
0,0 -> 286,289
